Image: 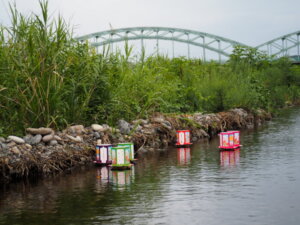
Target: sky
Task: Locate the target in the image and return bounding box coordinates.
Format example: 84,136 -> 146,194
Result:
0,0 -> 299,58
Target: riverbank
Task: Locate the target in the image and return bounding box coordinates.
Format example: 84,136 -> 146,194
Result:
0,108 -> 271,183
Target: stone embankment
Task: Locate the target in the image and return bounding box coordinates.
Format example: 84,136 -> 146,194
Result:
0,108 -> 271,182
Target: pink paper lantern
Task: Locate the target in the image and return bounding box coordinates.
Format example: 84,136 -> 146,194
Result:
176,130 -> 192,146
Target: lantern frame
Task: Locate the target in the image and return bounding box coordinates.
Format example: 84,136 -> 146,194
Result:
111,146 -> 131,168
117,143 -> 135,161
176,130 -> 192,146
219,131 -> 241,150
94,144 -> 113,165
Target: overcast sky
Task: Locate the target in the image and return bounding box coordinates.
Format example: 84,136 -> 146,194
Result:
0,0 -> 299,57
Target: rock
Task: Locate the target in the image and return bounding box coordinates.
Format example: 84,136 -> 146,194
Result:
192,137 -> 198,142
80,157 -> 86,162
31,134 -> 42,145
118,119 -> 131,135
161,121 -> 172,130
11,146 -> 21,155
66,135 -> 83,142
143,128 -> 155,135
7,136 -> 25,144
93,132 -> 101,139
0,137 -> 5,143
102,124 -> 110,131
132,119 -> 148,125
91,124 -> 103,132
7,142 -> 16,147
42,134 -> 54,142
49,140 -> 58,146
230,108 -> 248,118
0,142 -> 7,150
25,144 -> 32,150
26,127 -> 53,135
132,125 -> 142,133
137,147 -> 147,154
23,134 -> 33,144
54,135 -> 62,141
118,136 -> 125,143
68,125 -> 85,134
152,117 -> 165,123
198,129 -> 209,138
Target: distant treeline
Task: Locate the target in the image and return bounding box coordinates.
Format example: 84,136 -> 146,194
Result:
1,1 -> 300,136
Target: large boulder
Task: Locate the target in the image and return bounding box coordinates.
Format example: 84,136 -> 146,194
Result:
26,127 -> 53,135
7,136 -> 25,144
91,124 -> 104,132
68,125 -> 85,134
42,134 -> 54,142
31,134 -> 43,145
118,119 -> 131,135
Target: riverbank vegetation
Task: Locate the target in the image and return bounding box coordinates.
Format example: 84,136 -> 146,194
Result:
1,1 -> 300,136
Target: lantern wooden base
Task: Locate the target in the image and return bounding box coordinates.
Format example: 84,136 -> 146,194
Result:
110,164 -> 133,170
219,145 -> 241,150
176,143 -> 192,147
93,160 -> 112,166
130,159 -> 138,164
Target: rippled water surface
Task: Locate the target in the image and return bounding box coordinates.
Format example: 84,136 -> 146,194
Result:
1,108 -> 300,225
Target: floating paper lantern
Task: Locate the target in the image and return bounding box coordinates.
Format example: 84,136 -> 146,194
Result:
176,130 -> 192,146
117,143 -> 135,161
94,144 -> 113,165
219,131 -> 240,149
111,146 -> 131,169
177,148 -> 191,165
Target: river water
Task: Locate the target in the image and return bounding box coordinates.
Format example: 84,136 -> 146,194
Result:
1,108 -> 300,225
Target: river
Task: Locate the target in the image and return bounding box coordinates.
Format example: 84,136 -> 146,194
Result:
1,107 -> 300,225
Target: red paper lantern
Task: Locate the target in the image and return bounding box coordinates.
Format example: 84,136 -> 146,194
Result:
176,130 -> 192,146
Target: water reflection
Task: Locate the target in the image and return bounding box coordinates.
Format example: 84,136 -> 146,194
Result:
95,166 -> 135,191
95,167 -> 110,194
220,148 -> 240,167
177,148 -> 191,165
111,167 -> 135,191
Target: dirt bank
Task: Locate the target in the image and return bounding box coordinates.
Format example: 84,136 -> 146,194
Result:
0,108 -> 271,183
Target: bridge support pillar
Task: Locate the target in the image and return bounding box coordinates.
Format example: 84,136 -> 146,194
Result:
202,36 -> 206,62
172,32 -> 175,58
156,31 -> 159,56
218,40 -> 221,63
187,33 -> 190,59
282,38 -> 285,57
297,34 -> 300,62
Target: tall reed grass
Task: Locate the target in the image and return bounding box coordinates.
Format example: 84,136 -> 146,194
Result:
0,1 -> 299,136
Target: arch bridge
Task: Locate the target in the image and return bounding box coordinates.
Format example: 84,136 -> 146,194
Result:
77,27 -> 300,62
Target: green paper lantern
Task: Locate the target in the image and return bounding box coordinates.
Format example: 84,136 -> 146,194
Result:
117,143 -> 134,161
111,146 -> 131,167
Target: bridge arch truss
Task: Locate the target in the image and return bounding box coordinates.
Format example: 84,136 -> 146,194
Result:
256,31 -> 300,59
76,27 -> 248,62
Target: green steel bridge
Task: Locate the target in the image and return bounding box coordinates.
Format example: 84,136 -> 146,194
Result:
77,27 -> 300,62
